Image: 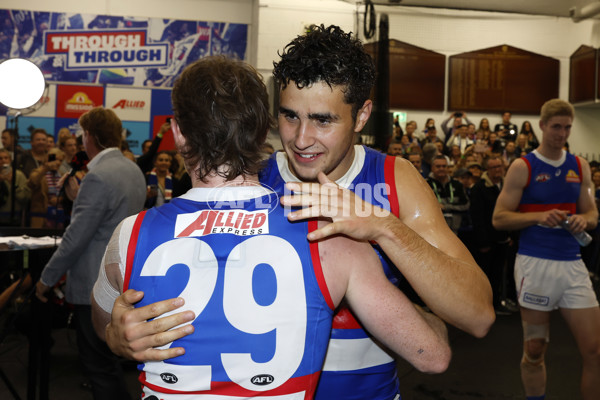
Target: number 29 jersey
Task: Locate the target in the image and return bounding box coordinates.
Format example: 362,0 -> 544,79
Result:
123,187 -> 334,399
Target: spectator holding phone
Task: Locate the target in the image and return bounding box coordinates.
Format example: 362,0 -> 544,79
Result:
494,111 -> 518,142
27,148 -> 65,228
0,148 -> 30,225
441,111 -> 473,143
137,121 -> 171,175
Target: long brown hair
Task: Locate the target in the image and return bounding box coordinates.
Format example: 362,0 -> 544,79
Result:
172,56 -> 274,182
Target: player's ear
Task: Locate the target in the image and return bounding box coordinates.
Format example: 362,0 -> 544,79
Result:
171,119 -> 186,149
354,100 -> 372,133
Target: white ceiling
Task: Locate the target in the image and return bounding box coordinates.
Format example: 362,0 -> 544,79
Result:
343,0 -> 600,19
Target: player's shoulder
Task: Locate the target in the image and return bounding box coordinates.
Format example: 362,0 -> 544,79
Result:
503,158 -> 530,189
393,155 -> 429,185
572,153 -> 590,166
508,156 -> 528,171
114,214 -> 141,243
392,154 -> 417,171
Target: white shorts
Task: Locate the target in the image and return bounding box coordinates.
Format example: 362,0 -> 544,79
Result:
515,254 -> 599,311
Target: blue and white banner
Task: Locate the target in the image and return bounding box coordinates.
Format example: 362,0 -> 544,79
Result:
0,9 -> 247,88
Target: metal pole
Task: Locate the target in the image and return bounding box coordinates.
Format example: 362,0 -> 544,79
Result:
9,114 -> 20,226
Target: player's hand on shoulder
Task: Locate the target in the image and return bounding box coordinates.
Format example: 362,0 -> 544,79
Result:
106,289 -> 195,362
281,172 -> 392,241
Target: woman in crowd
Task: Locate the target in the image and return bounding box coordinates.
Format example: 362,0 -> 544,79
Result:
448,144 -> 462,167
145,150 -> 177,208
423,118 -> 435,135
477,118 -> 493,139
0,148 -> 31,226
515,133 -> 532,156
58,135 -> 78,176
520,120 -> 539,149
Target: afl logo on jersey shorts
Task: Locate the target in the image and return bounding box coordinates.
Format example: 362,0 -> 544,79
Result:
160,372 -> 178,384
251,374 -> 275,386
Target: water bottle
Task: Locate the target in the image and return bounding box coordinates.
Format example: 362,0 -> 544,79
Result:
560,219 -> 593,247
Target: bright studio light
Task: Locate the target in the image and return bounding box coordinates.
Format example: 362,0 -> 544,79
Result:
0,58 -> 46,109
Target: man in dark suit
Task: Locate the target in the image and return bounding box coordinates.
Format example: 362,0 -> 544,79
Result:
35,107 -> 146,400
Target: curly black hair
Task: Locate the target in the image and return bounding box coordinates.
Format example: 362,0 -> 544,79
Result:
273,25 -> 375,120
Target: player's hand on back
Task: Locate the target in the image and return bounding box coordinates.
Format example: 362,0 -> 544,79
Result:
106,289 -> 195,362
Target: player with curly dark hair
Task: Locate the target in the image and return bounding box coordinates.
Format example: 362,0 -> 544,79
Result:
266,24 -> 494,400
273,24 -> 375,121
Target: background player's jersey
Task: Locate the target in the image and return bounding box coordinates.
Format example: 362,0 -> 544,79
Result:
260,146 -> 402,400
518,150 -> 583,261
124,187 -> 334,399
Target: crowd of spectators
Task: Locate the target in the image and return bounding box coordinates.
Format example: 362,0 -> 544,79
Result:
0,123 -> 197,229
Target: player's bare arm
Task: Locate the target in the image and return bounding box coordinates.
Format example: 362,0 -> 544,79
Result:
493,158 -> 567,231
379,157 -> 493,338
91,221 -> 195,362
283,158 -> 494,338
319,228 -> 451,374
571,157 -> 598,233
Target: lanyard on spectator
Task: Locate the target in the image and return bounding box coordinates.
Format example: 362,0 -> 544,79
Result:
431,181 -> 454,204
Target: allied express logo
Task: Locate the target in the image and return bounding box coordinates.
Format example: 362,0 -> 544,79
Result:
112,99 -> 146,109
65,92 -> 95,113
565,169 -> 581,183
175,210 -> 269,237
43,29 -> 168,70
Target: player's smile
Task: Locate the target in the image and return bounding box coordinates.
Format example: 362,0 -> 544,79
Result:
278,82 -> 370,182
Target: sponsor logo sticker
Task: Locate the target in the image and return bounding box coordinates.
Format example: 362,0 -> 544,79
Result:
175,209 -> 269,237
65,91 -> 95,113
112,99 -> 146,109
523,292 -> 549,306
565,169 -> 581,183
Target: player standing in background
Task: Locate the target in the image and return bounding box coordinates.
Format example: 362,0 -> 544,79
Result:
493,99 -> 600,400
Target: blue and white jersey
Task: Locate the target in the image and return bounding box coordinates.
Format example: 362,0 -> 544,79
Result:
260,146 -> 402,400
124,187 -> 334,399
518,150 -> 583,261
